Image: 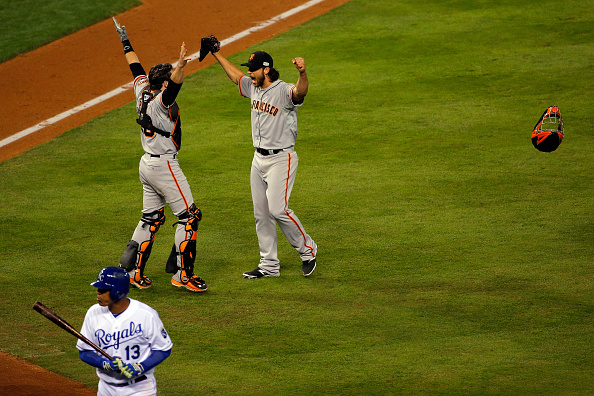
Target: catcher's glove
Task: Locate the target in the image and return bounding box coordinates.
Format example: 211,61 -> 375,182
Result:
199,35 -> 220,62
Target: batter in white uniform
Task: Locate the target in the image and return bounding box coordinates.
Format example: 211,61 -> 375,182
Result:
77,267 -> 172,396
210,46 -> 317,278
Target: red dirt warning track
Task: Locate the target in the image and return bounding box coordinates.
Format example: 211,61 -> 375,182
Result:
0,0 -> 349,162
0,0 -> 350,394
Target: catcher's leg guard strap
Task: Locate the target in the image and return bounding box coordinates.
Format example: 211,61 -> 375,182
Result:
176,203 -> 202,225
141,207 -> 167,229
122,208 -> 166,276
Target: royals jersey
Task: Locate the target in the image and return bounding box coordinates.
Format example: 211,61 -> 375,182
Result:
134,75 -> 180,155
76,298 -> 173,384
239,76 -> 303,150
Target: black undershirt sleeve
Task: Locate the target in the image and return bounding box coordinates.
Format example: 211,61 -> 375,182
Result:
162,81 -> 182,107
129,62 -> 146,79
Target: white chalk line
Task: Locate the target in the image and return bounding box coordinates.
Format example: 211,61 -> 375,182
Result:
0,0 -> 326,149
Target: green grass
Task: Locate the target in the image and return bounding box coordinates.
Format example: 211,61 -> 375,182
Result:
0,0 -> 140,62
1,0 -> 593,394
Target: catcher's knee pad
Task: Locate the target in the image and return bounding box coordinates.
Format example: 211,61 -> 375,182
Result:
141,207 -> 167,231
121,208 -> 166,274
165,204 -> 201,276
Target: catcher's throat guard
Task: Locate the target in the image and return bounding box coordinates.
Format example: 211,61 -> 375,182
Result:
532,105 -> 564,152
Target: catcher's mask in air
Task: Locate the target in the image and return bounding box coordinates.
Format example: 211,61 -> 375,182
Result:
532,106 -> 564,152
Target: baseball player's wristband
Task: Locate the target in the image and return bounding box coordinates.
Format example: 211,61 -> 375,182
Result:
122,39 -> 134,54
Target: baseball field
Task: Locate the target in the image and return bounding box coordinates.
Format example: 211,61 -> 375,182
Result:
1,0 -> 593,395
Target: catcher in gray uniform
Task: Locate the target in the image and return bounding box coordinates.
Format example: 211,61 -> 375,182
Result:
113,18 -> 207,293
202,36 -> 317,278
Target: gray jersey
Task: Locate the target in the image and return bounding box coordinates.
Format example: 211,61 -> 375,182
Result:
134,75 -> 179,155
239,76 -> 303,149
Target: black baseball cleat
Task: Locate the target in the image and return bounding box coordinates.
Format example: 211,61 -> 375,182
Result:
302,258 -> 317,277
243,268 -> 279,279
171,275 -> 208,293
130,275 -> 152,289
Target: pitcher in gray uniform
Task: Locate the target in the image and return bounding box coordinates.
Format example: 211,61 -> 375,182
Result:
113,18 -> 208,293
210,45 -> 317,278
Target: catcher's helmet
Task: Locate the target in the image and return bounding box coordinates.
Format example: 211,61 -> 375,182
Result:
91,267 -> 129,302
532,106 -> 564,152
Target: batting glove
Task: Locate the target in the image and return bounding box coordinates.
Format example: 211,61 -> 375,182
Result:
102,358 -> 122,372
112,17 -> 129,42
119,362 -> 144,378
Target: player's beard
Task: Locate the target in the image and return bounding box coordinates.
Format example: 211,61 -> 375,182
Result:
251,73 -> 265,88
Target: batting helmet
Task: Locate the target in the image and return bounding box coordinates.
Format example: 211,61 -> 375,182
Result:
532,105 -> 564,152
91,267 -> 130,302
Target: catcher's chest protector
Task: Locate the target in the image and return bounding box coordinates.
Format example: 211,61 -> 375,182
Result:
137,90 -> 182,149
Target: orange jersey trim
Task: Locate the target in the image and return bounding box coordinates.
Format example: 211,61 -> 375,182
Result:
134,75 -> 147,86
239,76 -> 245,96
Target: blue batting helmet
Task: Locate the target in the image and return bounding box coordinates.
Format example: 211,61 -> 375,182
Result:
91,267 -> 130,302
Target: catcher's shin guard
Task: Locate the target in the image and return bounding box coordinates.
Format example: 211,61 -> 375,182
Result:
165,243 -> 178,274
166,204 -> 202,280
120,208 -> 166,282
120,240 -> 139,271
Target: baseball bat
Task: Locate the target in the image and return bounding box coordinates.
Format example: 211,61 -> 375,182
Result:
33,301 -> 113,360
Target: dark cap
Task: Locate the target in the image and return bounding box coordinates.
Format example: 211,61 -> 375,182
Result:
241,51 -> 274,71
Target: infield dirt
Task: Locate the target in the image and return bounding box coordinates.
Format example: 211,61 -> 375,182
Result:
0,0 -> 349,162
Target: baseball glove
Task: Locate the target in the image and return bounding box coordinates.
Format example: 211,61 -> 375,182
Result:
198,35 -> 220,62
